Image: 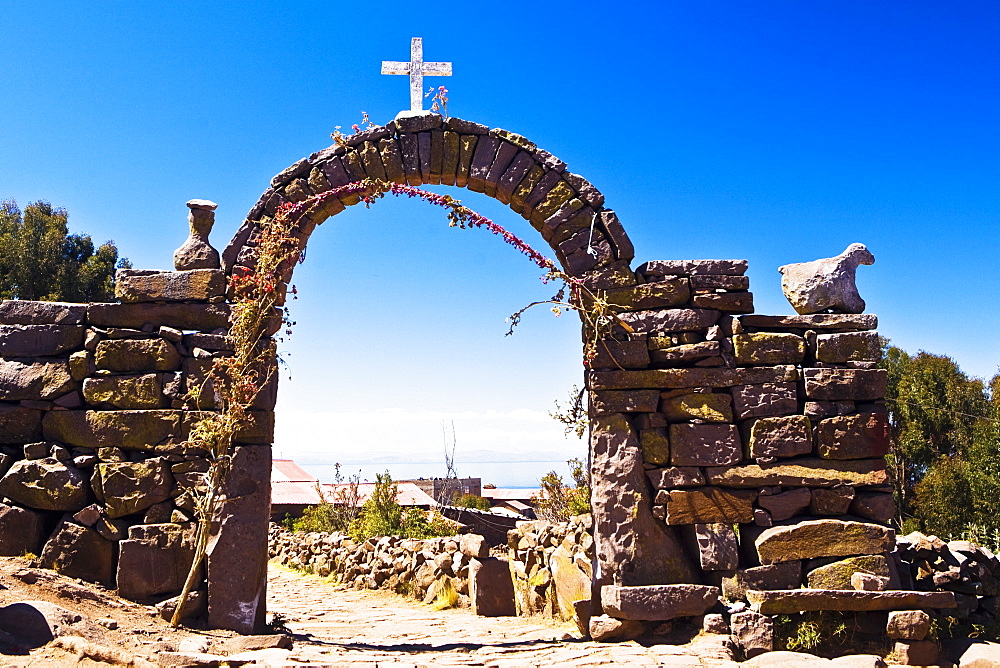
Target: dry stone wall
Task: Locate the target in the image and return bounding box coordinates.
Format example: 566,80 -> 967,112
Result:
0,267 -> 273,633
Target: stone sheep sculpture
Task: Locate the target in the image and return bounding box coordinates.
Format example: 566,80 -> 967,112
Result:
778,243 -> 875,314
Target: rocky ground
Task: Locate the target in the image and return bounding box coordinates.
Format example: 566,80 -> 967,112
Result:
1,556 -> 998,666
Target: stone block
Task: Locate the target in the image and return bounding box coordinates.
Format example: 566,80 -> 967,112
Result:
588,615 -> 644,641
638,260 -> 747,276
722,562 -> 802,601
755,520 -> 894,564
116,523 -> 195,601
0,459 -> 90,512
816,413 -> 890,459
95,459 -> 174,518
615,308 -> 720,334
662,392 -> 733,423
590,414 -> 695,590
82,374 -> 165,409
691,292 -> 754,313
807,554 -> 895,590
0,405 -> 43,443
0,300 -> 86,325
601,584 -> 719,621
646,466 -> 704,489
43,410 -> 182,450
892,640 -> 939,666
95,338 -> 181,372
40,519 -> 115,585
0,324 -> 84,357
0,503 -> 45,556
690,275 -> 749,290
757,488 -> 812,521
590,366 -> 797,391
87,302 -> 230,332
605,278 -> 690,310
803,368 -> 887,401
809,486 -> 855,515
469,557 -> 516,617
115,269 -> 226,303
730,611 -> 774,658
669,424 -> 741,466
207,445 -> 271,633
0,360 -> 75,401
639,429 -> 670,466
731,383 -> 798,419
851,572 -> 889,590
738,314 -> 877,331
664,487 -> 756,525
815,331 -> 881,363
694,523 -> 739,570
733,333 -> 805,365
746,589 -> 955,614
460,533 -> 489,559
705,458 -> 888,488
592,390 -> 659,414
467,135 -> 499,192
648,340 -> 721,365
747,415 -> 813,460
850,492 -> 895,524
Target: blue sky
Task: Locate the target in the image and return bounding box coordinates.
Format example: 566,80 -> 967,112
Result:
2,2 -> 997,485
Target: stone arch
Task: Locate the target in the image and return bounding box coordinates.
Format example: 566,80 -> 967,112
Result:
221,115 -> 635,286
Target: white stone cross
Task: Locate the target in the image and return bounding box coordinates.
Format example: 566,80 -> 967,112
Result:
381,37 -> 452,112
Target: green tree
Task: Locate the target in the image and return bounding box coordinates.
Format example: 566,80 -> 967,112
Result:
0,199 -> 130,302
882,343 -> 1000,543
535,457 -> 590,522
350,471 -> 455,540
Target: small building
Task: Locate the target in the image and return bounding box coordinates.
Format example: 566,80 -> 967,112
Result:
402,477 -> 482,504
271,459 -> 323,521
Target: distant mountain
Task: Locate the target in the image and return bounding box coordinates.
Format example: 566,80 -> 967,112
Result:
333,448 -> 578,465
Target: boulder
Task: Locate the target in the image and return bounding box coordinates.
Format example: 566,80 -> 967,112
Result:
588,614 -> 644,641
549,546 -> 590,621
722,562 -> 802,601
601,584 -> 719,621
778,243 -> 875,314
807,554 -> 897,590
0,459 -> 90,512
95,459 -> 174,518
0,601 -> 83,648
0,359 -> 75,401
0,503 -> 46,556
891,640 -> 939,666
885,610 -> 930,641
755,520 -> 893,564
39,519 -> 115,584
730,611 -> 773,658
468,557 -> 516,617
459,533 -> 489,559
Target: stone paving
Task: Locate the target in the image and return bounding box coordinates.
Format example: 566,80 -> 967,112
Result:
265,565 -> 740,667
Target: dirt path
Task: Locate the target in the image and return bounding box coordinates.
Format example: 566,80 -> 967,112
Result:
265,565 -> 740,667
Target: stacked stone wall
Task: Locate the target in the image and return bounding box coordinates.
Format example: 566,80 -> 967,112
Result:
0,268 -> 273,631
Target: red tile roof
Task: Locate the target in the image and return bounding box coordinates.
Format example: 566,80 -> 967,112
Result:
481,488 -> 541,502
323,481 -> 437,508
272,459 -> 318,483
271,480 -> 324,506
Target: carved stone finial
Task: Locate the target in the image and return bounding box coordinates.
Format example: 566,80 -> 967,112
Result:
174,200 -> 221,271
778,243 -> 875,315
